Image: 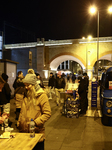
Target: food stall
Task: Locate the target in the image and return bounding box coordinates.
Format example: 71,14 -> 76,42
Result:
61,83 -> 80,118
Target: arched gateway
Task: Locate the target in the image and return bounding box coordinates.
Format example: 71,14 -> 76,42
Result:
4,37 -> 112,80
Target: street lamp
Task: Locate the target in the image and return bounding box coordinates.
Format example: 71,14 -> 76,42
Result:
108,6 -> 112,62
82,35 -> 92,75
89,6 -> 99,81
86,35 -> 92,75
108,6 -> 112,13
89,6 -> 112,80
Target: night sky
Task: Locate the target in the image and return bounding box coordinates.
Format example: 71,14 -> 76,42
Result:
0,0 -> 112,44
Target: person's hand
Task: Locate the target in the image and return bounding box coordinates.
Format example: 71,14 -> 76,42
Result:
0,116 -> 5,124
2,112 -> 9,119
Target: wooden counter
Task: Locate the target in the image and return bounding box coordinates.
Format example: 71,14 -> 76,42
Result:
0,133 -> 43,150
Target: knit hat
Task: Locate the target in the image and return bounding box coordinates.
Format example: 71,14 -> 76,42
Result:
27,69 -> 35,74
23,74 -> 37,85
2,73 -> 8,82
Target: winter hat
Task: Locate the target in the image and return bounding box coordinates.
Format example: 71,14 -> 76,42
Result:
27,69 -> 35,74
23,74 -> 37,85
2,73 -> 8,82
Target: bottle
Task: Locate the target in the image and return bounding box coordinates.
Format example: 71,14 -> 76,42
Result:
29,119 -> 35,138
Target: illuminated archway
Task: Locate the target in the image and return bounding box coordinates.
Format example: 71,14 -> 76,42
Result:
50,55 -> 85,71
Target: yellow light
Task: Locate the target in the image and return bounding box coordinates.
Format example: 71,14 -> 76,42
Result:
108,6 -> 112,13
88,35 -> 92,40
88,61 -> 90,66
82,37 -> 85,39
43,70 -> 48,78
89,7 -> 96,14
107,109 -> 111,113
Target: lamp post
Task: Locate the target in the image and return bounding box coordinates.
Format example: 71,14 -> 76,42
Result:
97,11 -> 99,81
89,6 -> 112,80
89,7 -> 99,80
108,6 -> 112,62
82,35 -> 92,75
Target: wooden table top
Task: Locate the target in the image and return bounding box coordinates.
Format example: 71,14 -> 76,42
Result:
0,132 -> 43,150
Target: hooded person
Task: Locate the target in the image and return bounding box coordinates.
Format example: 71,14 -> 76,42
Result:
17,73 -> 51,150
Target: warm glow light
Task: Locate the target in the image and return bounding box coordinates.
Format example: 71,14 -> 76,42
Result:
108,6 -> 112,13
88,61 -> 90,66
89,7 -> 97,14
88,71 -> 92,80
43,70 -> 48,78
88,35 -> 92,40
82,37 -> 85,39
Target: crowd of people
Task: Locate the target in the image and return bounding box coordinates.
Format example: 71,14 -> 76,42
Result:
0,69 -> 51,150
0,69 -> 89,149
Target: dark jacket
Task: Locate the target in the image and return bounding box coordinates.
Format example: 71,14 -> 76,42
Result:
48,76 -> 55,88
72,74 -> 76,81
78,78 -> 87,96
0,82 -> 11,105
78,78 -> 88,113
14,86 -> 27,108
55,77 -> 65,89
13,77 -> 24,90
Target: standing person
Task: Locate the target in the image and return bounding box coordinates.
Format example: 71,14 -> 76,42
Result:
67,74 -> 70,83
0,76 -> 5,92
13,71 -> 24,90
14,78 -> 26,121
0,76 -> 9,124
48,72 -> 55,99
83,73 -> 89,111
0,73 -> 13,131
35,73 -> 45,88
0,75 -> 6,114
55,71 -> 66,106
17,73 -> 51,150
78,76 -> 88,115
72,73 -> 76,83
77,71 -> 83,83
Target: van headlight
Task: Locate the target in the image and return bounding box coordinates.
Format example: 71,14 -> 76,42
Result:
106,101 -> 112,108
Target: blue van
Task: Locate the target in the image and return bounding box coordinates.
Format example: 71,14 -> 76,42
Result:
100,66 -> 112,126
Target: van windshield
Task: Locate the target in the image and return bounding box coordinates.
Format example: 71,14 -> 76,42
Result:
105,72 -> 112,89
